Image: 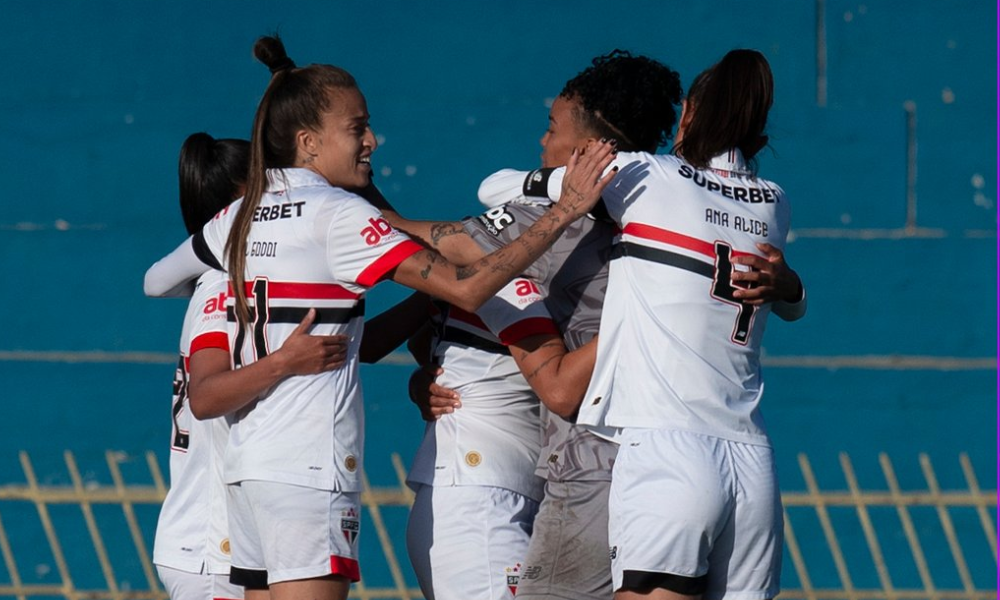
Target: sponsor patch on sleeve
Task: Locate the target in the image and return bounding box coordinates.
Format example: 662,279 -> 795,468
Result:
476,206 -> 516,237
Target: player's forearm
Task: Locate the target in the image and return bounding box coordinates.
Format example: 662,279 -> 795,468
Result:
394,202 -> 577,312
514,336 -> 597,419
391,142 -> 616,312
360,292 -> 431,364
144,237 -> 214,297
478,168 -> 565,206
188,350 -> 289,420
773,283 -> 807,321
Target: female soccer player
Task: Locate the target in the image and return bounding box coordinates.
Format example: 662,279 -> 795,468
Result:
576,49 -> 797,600
153,133 -> 349,600
144,36 -> 615,600
449,49 -> 805,600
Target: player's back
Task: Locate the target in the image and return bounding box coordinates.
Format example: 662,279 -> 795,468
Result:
586,151 -> 791,444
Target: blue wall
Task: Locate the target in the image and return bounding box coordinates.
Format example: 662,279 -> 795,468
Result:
0,0 -> 995,590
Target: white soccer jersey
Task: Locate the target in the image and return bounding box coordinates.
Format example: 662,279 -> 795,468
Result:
577,150 -> 791,445
153,270 -> 233,575
195,168 -> 422,491
407,277 -> 556,501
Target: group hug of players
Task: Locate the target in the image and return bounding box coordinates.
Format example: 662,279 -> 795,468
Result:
145,34 -> 807,600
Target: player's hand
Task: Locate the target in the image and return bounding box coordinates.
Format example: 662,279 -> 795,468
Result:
731,243 -> 803,305
558,139 -> 618,219
275,308 -> 350,374
408,364 -> 460,421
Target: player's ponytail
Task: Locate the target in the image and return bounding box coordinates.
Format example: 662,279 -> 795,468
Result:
674,49 -> 774,174
179,133 -> 249,235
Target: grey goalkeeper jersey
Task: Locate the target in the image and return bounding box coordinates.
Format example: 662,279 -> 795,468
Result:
463,202 -> 617,482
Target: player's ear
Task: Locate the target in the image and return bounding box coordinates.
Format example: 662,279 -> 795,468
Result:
295,128 -> 318,163
578,137 -> 599,156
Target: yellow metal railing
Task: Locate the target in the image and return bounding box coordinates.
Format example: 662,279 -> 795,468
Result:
0,451 -> 992,600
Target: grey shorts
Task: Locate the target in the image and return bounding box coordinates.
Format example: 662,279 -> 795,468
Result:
515,479 -> 612,600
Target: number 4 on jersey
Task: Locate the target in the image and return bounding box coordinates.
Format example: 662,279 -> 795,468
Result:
711,242 -> 756,345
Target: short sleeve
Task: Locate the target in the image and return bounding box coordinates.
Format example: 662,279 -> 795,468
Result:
324,197 -> 423,288
187,273 -> 230,356
477,277 -> 558,346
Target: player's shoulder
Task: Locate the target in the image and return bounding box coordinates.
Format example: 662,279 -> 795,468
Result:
194,269 -> 228,294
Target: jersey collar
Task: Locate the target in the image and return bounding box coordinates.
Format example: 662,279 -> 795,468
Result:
266,168 -> 331,192
706,148 -> 751,177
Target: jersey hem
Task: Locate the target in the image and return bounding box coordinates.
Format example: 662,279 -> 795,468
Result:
610,422 -> 772,447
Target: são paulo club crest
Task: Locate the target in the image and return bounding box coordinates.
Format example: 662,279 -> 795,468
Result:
340,507 -> 360,546
505,563 -> 521,596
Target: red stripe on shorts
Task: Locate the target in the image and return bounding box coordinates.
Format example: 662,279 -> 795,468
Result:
330,555 -> 361,582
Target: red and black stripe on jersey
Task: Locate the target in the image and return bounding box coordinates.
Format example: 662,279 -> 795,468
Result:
441,307 -> 510,355
613,222 -> 761,345
227,280 -> 365,366
225,280 -> 365,323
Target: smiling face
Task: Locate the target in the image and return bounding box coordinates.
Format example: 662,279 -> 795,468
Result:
298,86 -> 376,189
540,95 -> 595,168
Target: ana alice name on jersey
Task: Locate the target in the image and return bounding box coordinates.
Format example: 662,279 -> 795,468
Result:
705,209 -> 769,237
677,165 -> 779,205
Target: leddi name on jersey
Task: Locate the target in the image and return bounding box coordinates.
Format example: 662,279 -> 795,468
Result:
360,217 -> 397,246
677,165 -> 779,204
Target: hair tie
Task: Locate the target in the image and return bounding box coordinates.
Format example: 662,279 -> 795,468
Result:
269,57 -> 296,75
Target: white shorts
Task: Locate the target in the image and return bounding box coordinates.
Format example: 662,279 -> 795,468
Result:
406,484 -> 538,600
609,428 -> 782,600
227,481 -> 361,587
156,565 -> 243,600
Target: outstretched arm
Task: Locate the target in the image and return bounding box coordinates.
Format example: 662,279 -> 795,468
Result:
387,143 -> 618,313
358,183 -> 486,266
144,236 -> 216,297
188,309 -> 349,419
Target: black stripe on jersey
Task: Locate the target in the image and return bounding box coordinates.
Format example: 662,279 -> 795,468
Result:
192,230 -> 223,271
440,326 -> 510,356
226,301 -> 365,324
612,241 -> 714,279
523,168 -> 555,198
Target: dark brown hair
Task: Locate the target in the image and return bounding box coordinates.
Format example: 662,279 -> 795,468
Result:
674,49 -> 774,172
560,49 -> 682,153
178,133 -> 249,235
225,35 -> 357,323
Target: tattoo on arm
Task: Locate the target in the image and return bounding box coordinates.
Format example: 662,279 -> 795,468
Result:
526,354 -> 560,381
429,222 -> 467,248
419,252 -> 447,280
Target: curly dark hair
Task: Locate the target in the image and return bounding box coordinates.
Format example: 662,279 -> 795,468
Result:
559,50 -> 683,152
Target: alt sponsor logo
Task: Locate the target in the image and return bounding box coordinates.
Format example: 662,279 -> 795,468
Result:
360,217 -> 397,246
